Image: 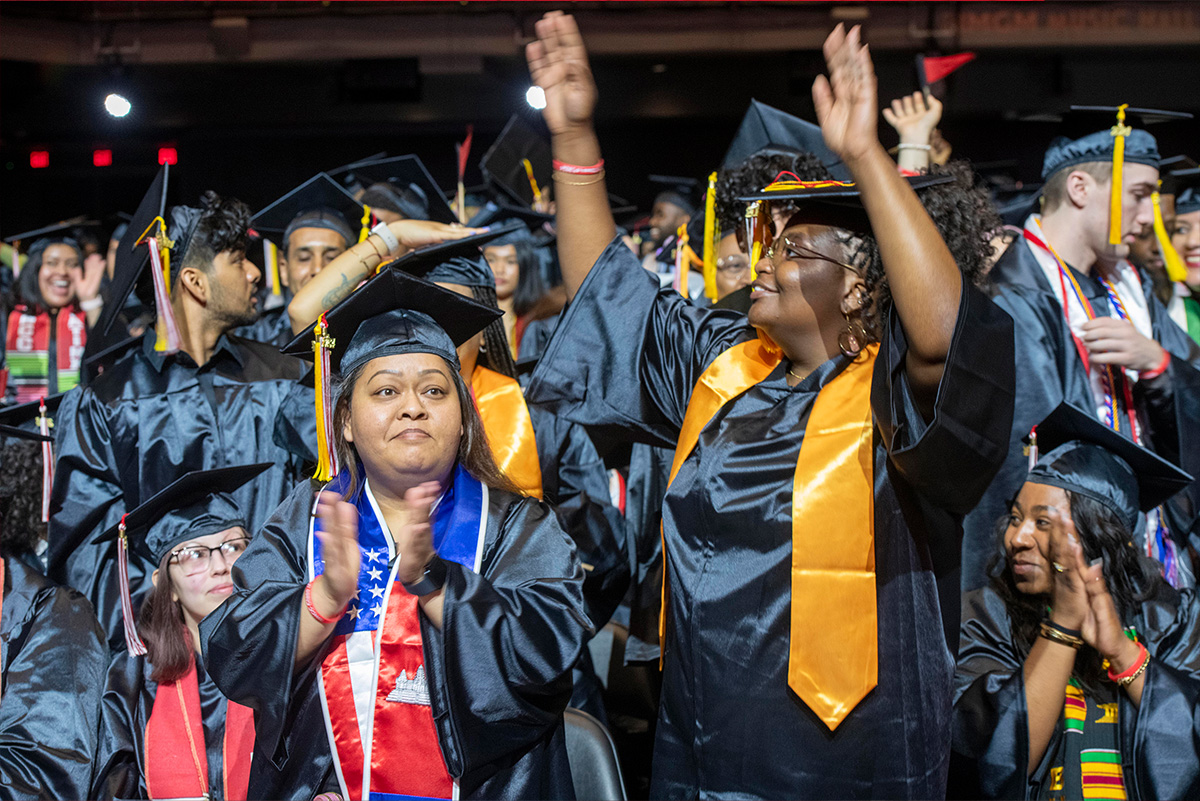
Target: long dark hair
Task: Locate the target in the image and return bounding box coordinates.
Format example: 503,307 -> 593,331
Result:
137,551 -> 194,684
471,284 -> 518,378
331,355 -> 522,502
15,238 -> 84,312
510,239 -> 547,318
989,491 -> 1165,696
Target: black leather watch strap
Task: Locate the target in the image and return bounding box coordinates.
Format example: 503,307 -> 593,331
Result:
401,555 -> 447,596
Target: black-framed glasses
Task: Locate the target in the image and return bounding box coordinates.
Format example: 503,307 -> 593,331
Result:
169,537 -> 250,576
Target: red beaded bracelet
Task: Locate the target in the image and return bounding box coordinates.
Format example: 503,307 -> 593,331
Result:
1106,641 -> 1149,686
552,158 -> 605,175
304,579 -> 347,625
1139,348 -> 1171,381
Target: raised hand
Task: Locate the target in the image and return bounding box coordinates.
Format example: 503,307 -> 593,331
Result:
812,24 -> 882,167
1078,555 -> 1142,674
75,252 -> 106,302
1047,515 -> 1092,633
882,91 -> 943,145
525,11 -> 598,138
386,220 -> 481,256
395,481 -> 441,585
315,491 -> 361,610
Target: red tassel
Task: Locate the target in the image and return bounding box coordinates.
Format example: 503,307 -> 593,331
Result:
117,514 -> 148,656
36,398 -> 53,524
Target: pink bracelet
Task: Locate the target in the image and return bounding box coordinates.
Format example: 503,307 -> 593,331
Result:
553,158 -> 605,175
304,579 -> 347,625
1139,348 -> 1171,380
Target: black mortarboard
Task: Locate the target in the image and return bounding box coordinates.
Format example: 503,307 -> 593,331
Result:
95,166 -> 170,338
0,424 -> 51,443
282,268 -> 499,376
1170,167 -> 1200,216
1025,402 -> 1192,534
3,217 -> 98,246
721,99 -> 849,180
650,175 -> 701,218
739,174 -> 953,235
252,173 -> 364,250
82,335 -> 142,383
0,392 -> 66,437
327,152 -> 388,196
349,155 -> 457,224
385,222 -> 523,282
480,114 -> 552,210
1036,106 -> 1192,180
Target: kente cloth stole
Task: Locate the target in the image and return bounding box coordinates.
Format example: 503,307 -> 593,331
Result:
471,366 -> 542,499
666,337 -> 880,730
310,464 -> 489,801
5,306 -> 86,402
144,656 -> 256,801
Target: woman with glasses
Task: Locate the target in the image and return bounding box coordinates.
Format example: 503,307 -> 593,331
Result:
523,14 -> 1012,798
91,465 -> 269,801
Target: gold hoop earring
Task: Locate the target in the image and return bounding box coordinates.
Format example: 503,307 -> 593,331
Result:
839,312 -> 868,358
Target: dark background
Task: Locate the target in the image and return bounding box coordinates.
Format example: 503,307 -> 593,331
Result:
3,1 -> 1198,238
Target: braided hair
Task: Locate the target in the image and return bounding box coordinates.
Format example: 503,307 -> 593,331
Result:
471,283 -> 517,378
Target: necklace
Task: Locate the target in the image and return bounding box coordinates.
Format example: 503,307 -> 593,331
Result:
787,367 -> 806,381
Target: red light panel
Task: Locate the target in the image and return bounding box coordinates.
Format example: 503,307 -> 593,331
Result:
158,147 -> 178,166
93,149 -> 113,167
29,151 -> 49,169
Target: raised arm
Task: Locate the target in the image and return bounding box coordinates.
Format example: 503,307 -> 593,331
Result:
287,220 -> 480,334
526,12 -> 615,302
813,24 -> 961,399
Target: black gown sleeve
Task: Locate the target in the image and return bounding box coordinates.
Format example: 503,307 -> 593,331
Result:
873,280 -> 1016,517
90,652 -> 151,801
525,236 -> 751,449
0,560 -> 108,801
422,493 -> 590,789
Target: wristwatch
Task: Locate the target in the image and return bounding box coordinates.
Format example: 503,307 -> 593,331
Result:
402,555 -> 447,596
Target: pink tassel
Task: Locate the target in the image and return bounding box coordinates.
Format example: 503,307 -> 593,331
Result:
117,515 -> 148,656
146,239 -> 181,354
37,398 -> 52,523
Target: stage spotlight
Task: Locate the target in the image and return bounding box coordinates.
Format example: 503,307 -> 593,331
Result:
525,86 -> 546,110
104,93 -> 132,118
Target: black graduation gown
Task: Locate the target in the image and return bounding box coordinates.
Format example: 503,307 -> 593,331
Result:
48,332 -> 314,651
524,238 -> 1015,799
0,555 -> 107,800
952,585 -> 1200,800
199,478 -> 589,800
962,240 -> 1200,593
92,651 -> 242,801
233,305 -> 295,349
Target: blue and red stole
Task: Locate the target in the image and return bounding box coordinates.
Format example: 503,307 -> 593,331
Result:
309,465 -> 489,801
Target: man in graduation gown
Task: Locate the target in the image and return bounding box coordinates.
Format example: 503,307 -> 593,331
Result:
0,424 -> 107,800
962,108 -> 1200,594
49,177 -> 314,649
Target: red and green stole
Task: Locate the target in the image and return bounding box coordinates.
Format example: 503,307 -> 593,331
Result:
4,305 -> 86,403
310,464 -> 489,801
144,655 -> 256,801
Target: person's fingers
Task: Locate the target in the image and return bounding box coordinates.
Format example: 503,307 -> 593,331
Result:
882,107 -> 897,127
812,74 -> 834,126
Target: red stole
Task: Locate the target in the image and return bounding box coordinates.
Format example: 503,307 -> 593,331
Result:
4,305 -> 86,403
144,656 -> 256,801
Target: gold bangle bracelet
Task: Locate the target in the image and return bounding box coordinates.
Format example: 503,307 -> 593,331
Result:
552,170 -> 606,186
1039,622 -> 1084,649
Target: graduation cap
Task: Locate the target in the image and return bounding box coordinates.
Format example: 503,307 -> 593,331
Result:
253,173 -> 365,251
1171,167 -> 1200,216
82,334 -> 142,384
1025,402 -> 1192,536
721,99 -> 849,181
480,114 -> 552,210
383,222 -> 523,282
1038,106 -> 1192,180
649,175 -> 702,218
97,462 -> 272,655
282,267 -> 500,481
0,392 -> 67,524
3,217 -> 98,247
349,155 -> 457,225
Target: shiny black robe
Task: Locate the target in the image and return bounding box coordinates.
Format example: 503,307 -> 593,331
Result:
233,304 -> 295,349
953,586 -> 1200,800
0,555 -> 107,800
525,238 -> 1015,799
48,332 -> 314,651
92,651 -> 240,800
962,240 -> 1200,593
200,479 -> 589,800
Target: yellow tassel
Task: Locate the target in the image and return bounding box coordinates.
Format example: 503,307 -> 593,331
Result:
153,238 -> 171,352
703,171 -> 719,301
266,239 -> 282,296
675,222 -> 689,297
1109,104 -> 1130,247
359,205 -> 372,244
1153,190 -> 1188,283
312,315 -> 338,482
522,159 -> 543,205
745,201 -> 763,282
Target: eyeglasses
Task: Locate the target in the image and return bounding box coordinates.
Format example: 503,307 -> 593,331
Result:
717,254 -> 752,275
763,235 -> 861,274
169,537 -> 250,576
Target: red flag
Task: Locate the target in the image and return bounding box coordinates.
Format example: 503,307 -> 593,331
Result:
456,125 -> 474,182
919,52 -> 976,86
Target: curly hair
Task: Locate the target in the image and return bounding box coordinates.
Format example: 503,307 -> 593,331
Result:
837,159 -> 1000,342
177,190 -> 252,280
715,150 -> 833,235
0,439 -> 48,557
987,491 -> 1165,697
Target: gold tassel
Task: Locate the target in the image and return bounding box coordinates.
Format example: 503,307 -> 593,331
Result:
703,171 -> 719,301
265,239 -> 282,296
359,204 -> 372,244
312,314 -> 339,482
1153,189 -> 1188,282
522,158 -> 543,206
675,222 -> 689,297
1109,104 -> 1131,247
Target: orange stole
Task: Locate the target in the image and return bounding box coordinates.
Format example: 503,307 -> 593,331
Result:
471,366 -> 542,498
666,339 -> 880,730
